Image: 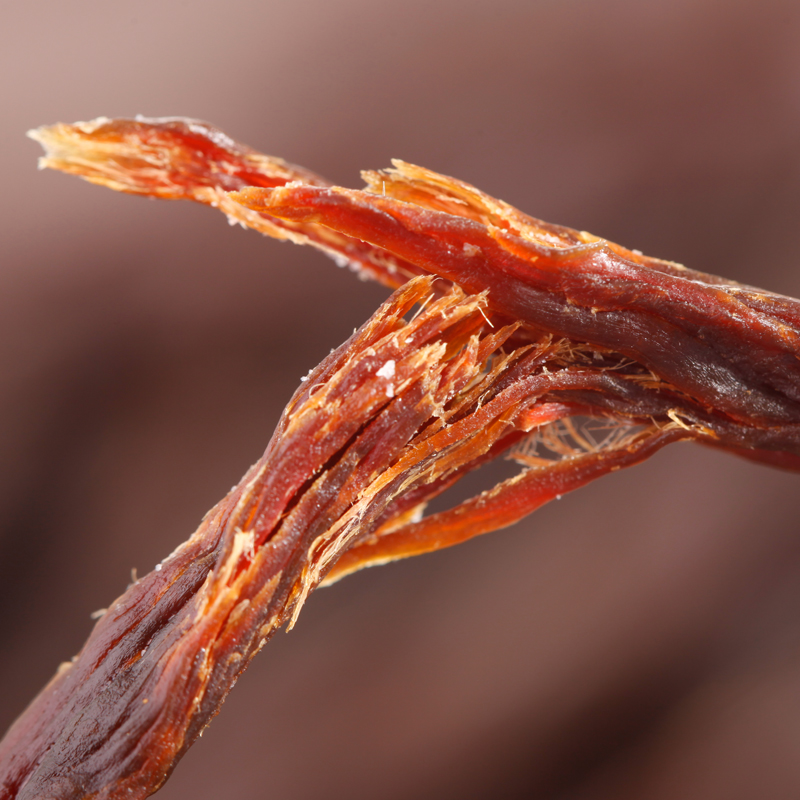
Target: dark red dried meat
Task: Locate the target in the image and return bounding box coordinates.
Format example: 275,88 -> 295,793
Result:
1,117 -> 798,799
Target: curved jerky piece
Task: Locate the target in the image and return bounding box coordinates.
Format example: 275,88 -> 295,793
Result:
2,277 -> 700,798
31,117 -> 800,432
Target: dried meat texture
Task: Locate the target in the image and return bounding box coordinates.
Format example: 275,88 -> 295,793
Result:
3,117 -> 799,799
29,119 -> 800,460
0,278 -> 690,799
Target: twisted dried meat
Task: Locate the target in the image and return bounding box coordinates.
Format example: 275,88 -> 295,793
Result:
2,117 -> 799,799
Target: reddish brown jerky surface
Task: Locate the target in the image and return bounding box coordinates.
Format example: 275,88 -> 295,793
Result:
30,119 -> 800,451
0,278 -> 688,799
3,117 -> 799,799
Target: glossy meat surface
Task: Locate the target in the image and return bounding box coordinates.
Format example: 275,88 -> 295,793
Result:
3,117 -> 799,798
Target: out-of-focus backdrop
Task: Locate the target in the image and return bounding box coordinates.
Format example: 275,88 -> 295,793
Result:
3,1 -> 800,797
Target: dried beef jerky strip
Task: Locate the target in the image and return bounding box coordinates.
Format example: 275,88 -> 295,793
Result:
9,116 -> 800,800
3,277 -> 696,798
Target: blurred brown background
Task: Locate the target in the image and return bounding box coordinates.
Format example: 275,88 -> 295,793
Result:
2,0 -> 800,797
